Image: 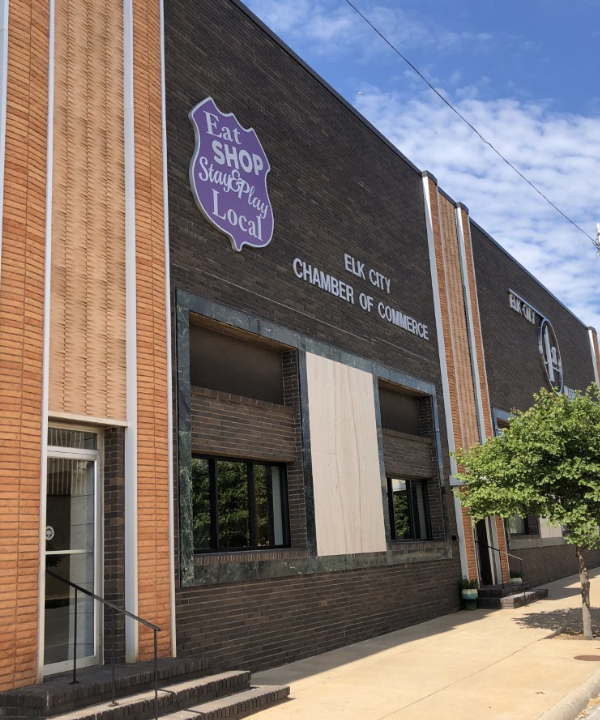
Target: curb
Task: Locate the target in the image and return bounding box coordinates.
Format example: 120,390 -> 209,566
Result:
535,669 -> 600,720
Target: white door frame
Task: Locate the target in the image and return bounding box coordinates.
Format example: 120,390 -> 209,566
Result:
42,426 -> 103,677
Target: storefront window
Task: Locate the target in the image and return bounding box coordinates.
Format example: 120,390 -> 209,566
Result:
387,478 -> 431,541
192,456 -> 289,552
507,515 -> 529,535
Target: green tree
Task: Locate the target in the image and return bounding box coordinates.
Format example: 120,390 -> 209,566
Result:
455,386 -> 600,639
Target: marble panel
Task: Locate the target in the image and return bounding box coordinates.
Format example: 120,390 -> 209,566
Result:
306,353 -> 386,556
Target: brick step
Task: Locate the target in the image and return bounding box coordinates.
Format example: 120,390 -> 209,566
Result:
478,582 -> 530,598
478,588 -> 549,609
2,671 -> 252,720
0,657 -> 209,719
160,685 -> 290,720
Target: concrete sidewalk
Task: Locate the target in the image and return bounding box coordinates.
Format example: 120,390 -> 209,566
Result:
252,569 -> 600,720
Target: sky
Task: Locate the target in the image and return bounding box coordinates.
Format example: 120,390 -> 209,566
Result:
244,0 -> 600,330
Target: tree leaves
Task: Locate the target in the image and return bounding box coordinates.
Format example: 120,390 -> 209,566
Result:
455,385 -> 600,551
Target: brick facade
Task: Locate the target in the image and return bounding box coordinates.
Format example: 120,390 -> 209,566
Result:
0,0 -> 49,691
471,222 -> 596,412
176,560 -> 461,674
167,0 -> 461,669
1,0 -> 598,694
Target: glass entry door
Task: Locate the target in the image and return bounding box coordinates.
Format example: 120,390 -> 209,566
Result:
44,428 -> 100,674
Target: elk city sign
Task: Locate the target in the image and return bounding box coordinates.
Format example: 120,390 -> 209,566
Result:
508,289 -> 565,394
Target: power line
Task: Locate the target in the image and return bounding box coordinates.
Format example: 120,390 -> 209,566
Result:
344,0 -> 596,245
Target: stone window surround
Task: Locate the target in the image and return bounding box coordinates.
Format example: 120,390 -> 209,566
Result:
176,290 -> 454,587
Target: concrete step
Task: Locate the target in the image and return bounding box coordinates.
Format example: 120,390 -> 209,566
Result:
478,588 -> 549,609
478,582 -> 530,598
28,671 -> 252,720
0,657 -> 209,719
160,685 -> 290,720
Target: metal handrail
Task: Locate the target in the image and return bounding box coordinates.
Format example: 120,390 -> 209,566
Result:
46,569 -> 161,720
474,539 -> 524,592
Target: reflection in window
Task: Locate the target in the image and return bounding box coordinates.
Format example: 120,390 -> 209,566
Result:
192,459 -> 211,550
387,478 -> 431,541
192,457 -> 289,552
48,428 -> 97,450
217,460 -> 250,549
507,515 -> 528,535
255,464 -> 285,547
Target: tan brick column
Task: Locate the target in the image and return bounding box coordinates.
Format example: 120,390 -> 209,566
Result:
424,175 -> 478,580
132,0 -> 172,660
457,207 -> 509,583
424,173 -> 509,583
0,0 -> 49,691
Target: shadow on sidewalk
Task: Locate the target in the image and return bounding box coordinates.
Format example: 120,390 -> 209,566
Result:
514,606 -> 600,635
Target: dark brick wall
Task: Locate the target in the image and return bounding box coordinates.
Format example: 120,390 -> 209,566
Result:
165,0 -> 460,669
471,223 -> 599,586
176,559 -> 462,674
470,223 -> 595,414
382,431 -> 433,479
104,427 -> 125,664
509,545 -> 600,588
191,388 -> 297,462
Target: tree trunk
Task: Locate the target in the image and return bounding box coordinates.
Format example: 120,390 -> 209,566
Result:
577,546 -> 593,640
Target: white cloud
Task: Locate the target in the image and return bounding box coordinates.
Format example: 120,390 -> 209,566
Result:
354,88 -> 600,328
246,0 -> 496,57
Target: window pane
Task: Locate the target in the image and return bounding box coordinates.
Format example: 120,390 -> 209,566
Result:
390,479 -> 410,540
192,458 -> 212,550
508,515 -> 527,534
411,481 -> 429,540
255,465 -> 285,547
48,428 -> 97,450
46,458 -> 95,552
217,460 -> 250,549
45,554 -> 94,665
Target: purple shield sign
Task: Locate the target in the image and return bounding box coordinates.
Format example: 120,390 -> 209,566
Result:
189,97 -> 274,252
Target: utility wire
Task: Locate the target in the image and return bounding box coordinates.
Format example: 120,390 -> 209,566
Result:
344,0 -> 596,245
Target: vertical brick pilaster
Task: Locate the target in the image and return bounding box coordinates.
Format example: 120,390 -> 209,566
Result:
458,208 -> 494,441
132,0 -> 172,659
104,427 -> 126,663
0,0 -> 49,691
281,350 -> 306,549
458,207 -> 510,582
426,178 -> 478,579
427,179 -> 463,459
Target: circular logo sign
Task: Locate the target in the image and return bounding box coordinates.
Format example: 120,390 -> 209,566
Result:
45,526 -> 55,542
539,319 -> 563,393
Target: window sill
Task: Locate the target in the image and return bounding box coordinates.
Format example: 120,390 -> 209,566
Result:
194,548 -> 309,566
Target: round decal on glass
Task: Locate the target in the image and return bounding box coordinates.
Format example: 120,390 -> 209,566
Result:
539,318 -> 563,393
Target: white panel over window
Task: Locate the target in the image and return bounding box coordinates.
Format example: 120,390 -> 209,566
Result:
306,352 -> 386,556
